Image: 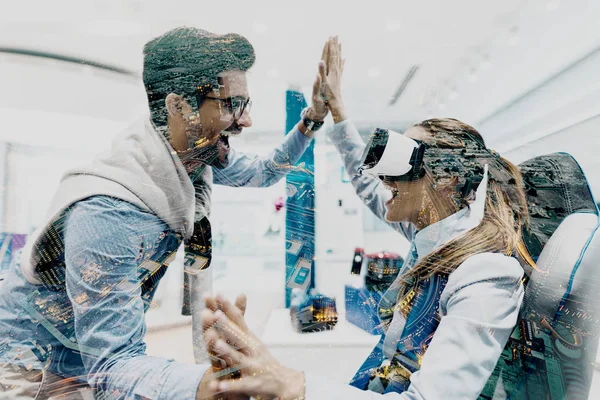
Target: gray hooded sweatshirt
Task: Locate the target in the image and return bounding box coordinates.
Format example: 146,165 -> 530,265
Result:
19,115 -> 212,362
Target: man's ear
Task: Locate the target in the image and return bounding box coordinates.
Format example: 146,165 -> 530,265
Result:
166,93 -> 196,116
165,93 -> 183,117
165,93 -> 190,153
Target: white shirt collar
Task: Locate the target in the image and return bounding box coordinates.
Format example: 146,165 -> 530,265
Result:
413,164 -> 489,259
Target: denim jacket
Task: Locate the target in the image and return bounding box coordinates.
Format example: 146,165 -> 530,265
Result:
0,127 -> 311,399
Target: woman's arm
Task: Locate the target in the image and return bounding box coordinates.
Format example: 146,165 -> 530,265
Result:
328,119 -> 415,240
306,253 -> 524,399
397,253 -> 524,399
202,252 -> 523,399
321,36 -> 414,240
308,253 -> 524,399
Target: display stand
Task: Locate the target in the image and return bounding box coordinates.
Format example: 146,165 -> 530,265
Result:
284,89 -> 316,307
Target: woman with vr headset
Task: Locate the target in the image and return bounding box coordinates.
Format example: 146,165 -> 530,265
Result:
200,37 -> 533,400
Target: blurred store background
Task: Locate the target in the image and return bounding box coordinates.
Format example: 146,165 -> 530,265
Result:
1,0 -> 600,393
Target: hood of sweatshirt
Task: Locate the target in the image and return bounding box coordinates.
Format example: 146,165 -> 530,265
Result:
20,116 -> 198,285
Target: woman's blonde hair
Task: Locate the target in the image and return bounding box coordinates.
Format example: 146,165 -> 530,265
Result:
400,118 -> 532,284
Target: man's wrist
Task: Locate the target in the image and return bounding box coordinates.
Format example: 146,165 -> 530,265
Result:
196,367 -> 214,400
298,107 -> 325,138
279,369 -> 306,400
306,107 -> 326,122
298,120 -> 315,138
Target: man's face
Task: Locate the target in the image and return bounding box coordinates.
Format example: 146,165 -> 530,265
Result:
166,70 -> 252,165
198,70 -> 252,160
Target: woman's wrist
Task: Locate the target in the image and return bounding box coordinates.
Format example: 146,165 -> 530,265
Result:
330,102 -> 347,124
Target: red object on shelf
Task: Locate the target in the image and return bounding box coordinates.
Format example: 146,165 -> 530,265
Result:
274,196 -> 285,212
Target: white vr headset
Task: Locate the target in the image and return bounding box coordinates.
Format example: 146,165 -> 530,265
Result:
358,128 -> 426,181
359,127 -> 490,229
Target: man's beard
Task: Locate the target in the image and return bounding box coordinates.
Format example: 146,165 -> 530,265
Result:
180,121 -> 241,175
180,136 -> 230,177
215,133 -> 230,169
214,121 -> 243,168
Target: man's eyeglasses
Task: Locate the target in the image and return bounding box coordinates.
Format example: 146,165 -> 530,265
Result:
200,94 -> 252,120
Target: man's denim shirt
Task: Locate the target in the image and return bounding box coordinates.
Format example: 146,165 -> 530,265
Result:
0,127 -> 311,399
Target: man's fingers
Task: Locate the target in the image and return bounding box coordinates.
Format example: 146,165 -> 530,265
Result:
215,294 -> 249,332
234,294 -> 247,317
312,73 -> 322,100
204,326 -> 219,345
203,295 -> 219,312
205,327 -> 245,375
213,310 -> 253,355
318,61 -> 327,85
204,327 -> 226,370
201,309 -> 219,331
213,339 -> 245,371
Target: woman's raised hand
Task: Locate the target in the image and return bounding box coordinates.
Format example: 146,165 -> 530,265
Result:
319,36 -> 347,123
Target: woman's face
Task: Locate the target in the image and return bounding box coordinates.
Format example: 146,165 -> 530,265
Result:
383,126 -> 432,224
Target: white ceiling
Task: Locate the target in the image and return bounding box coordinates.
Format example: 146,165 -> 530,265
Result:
1,0 -> 599,148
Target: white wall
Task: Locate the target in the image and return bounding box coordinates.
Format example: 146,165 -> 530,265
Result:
480,45 -> 600,151
3,144 -> 91,233
504,114 -> 600,199
478,45 -> 600,196
315,149 -> 364,259
476,38 -> 600,375
315,148 -> 410,257
0,142 -> 6,226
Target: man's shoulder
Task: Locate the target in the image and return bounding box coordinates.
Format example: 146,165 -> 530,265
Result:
72,195 -> 143,212
62,195 -> 169,253
66,195 -> 162,229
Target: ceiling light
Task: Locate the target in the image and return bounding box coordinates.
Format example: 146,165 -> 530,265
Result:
389,65 -> 419,106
